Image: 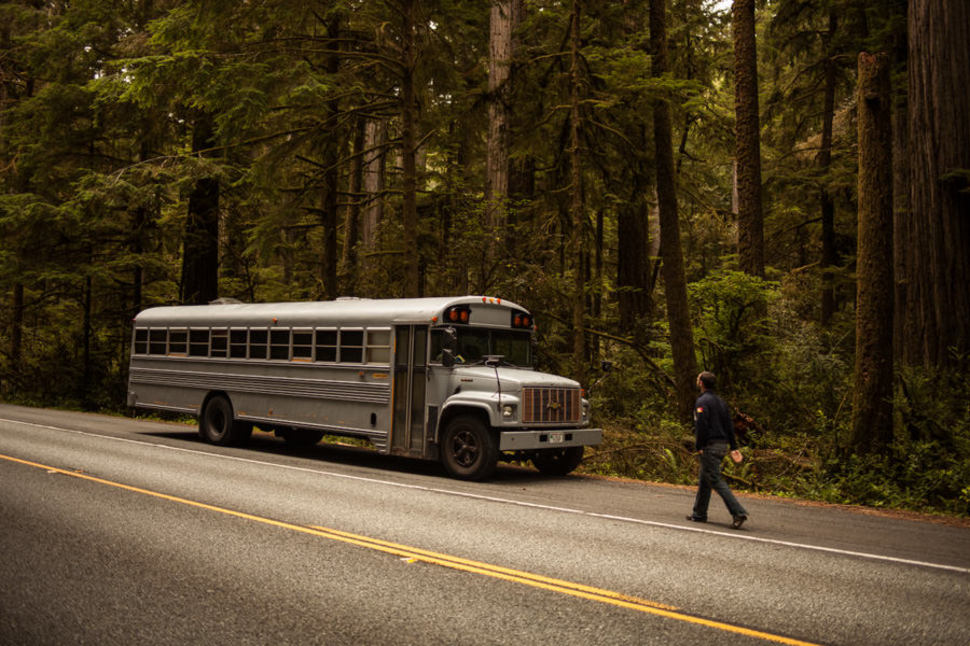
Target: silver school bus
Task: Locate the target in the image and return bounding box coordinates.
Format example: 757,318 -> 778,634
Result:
127,296 -> 602,480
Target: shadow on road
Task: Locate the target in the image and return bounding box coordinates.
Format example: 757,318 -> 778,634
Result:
139,427 -> 562,484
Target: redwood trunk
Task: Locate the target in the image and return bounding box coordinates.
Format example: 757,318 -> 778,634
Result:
485,0 -> 517,237
652,0 -> 698,422
732,0 -> 764,277
851,52 -> 894,452
902,0 -> 970,367
181,111 -> 220,305
400,0 -> 421,297
568,0 -> 586,383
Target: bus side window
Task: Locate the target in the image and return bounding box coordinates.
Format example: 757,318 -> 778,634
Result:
292,330 -> 313,360
340,330 -> 364,363
270,330 -> 290,360
211,330 -> 228,357
189,329 -> 209,357
249,329 -> 268,359
315,330 -> 337,362
168,330 -> 188,355
229,329 -> 247,358
149,329 -> 167,355
134,329 -> 148,355
366,329 -> 391,364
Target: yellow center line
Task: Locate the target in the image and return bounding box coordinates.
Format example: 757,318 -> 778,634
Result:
1,452 -> 822,646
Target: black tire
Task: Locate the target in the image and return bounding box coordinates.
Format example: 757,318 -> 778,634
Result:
279,428 -> 325,448
199,395 -> 252,446
533,446 -> 584,476
440,415 -> 498,481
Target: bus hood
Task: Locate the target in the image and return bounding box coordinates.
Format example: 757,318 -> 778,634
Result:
449,366 -> 580,392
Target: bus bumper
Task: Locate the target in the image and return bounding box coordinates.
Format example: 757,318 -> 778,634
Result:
498,428 -> 602,451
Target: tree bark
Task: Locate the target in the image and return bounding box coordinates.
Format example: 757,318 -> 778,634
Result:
652,0 -> 698,422
180,111 -> 220,305
400,0 -> 421,297
485,0 -> 517,239
617,142 -> 653,339
732,0 -> 764,277
901,0 -> 970,368
891,19 -> 910,364
851,52 -> 894,453
568,0 -> 586,384
340,116 -> 365,294
320,15 -> 341,301
361,119 -> 386,254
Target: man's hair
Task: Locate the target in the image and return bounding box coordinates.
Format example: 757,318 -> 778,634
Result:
698,371 -> 716,390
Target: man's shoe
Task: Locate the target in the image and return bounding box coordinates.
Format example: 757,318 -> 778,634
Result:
731,514 -> 747,529
686,515 -> 707,523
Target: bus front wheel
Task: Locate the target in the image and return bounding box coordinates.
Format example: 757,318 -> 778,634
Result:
200,395 -> 252,446
440,415 -> 498,481
532,446 -> 584,476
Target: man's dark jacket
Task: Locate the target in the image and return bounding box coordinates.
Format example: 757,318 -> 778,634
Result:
693,390 -> 737,451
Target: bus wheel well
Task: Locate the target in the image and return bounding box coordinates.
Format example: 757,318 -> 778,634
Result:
201,390 -> 232,415
438,406 -> 492,440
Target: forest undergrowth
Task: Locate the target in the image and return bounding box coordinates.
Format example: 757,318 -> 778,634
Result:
576,274 -> 970,518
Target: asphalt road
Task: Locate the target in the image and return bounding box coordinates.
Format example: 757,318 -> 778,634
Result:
1,403 -> 968,645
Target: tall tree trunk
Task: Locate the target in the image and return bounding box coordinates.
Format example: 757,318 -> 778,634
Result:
320,15 -> 341,301
568,0 -> 586,383
617,111 -> 653,340
732,0 -> 764,277
400,0 -> 421,297
340,116 -> 365,294
362,119 -> 386,254
180,111 -> 220,305
851,52 -> 894,452
592,209 -> 603,360
902,0 -> 970,367
485,0 -> 517,241
819,11 -> 838,326
652,0 -> 698,422
891,18 -> 911,364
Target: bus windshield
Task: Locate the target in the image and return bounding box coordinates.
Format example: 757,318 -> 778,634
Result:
431,328 -> 532,367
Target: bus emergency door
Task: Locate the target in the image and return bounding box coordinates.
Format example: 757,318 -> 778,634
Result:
391,325 -> 428,456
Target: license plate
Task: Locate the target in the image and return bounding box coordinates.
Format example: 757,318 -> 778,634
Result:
547,432 -> 564,444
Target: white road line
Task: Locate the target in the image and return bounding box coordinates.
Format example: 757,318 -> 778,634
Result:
3,415 -> 969,576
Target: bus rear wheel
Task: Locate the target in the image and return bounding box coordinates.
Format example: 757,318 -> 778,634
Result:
532,446 -> 584,476
440,415 -> 498,481
200,395 -> 252,446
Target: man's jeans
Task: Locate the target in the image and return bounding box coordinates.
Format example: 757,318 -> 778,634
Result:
691,442 -> 747,520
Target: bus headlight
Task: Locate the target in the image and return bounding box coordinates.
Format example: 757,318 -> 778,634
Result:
502,404 -> 517,419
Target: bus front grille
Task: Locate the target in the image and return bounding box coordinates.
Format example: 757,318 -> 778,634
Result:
521,387 -> 581,424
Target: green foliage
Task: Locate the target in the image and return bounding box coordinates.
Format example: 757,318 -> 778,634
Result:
688,269 -> 780,390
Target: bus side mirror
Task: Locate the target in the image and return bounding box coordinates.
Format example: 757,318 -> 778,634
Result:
441,327 -> 458,351
441,349 -> 456,368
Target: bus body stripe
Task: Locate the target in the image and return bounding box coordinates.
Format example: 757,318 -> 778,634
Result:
130,367 -> 391,405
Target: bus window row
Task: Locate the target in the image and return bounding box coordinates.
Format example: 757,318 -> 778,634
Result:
132,327 -> 392,365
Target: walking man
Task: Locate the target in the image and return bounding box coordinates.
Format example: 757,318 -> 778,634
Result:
687,371 -> 748,529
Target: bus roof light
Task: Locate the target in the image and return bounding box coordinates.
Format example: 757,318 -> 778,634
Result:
444,305 -> 471,325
